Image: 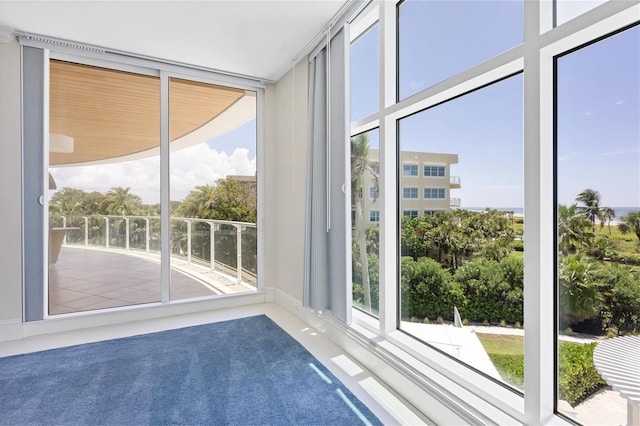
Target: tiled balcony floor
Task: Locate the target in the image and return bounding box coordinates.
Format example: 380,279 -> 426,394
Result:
49,247 -> 254,315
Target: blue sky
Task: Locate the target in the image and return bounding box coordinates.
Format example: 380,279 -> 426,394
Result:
351,1 -> 639,211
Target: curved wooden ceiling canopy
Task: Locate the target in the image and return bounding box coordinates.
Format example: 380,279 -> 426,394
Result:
49,60 -> 246,166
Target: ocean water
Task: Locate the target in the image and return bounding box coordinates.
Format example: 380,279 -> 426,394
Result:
464,207 -> 639,219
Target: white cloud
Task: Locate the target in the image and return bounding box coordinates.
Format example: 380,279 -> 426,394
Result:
50,145 -> 256,204
615,100 -> 625,105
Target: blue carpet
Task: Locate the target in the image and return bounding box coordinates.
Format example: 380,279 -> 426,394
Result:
0,315 -> 382,425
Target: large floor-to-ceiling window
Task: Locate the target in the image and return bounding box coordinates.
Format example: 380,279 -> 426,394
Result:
348,1 -> 639,424
31,47 -> 262,317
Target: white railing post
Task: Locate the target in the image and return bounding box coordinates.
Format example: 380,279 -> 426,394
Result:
236,225 -> 242,283
83,217 -> 89,247
185,220 -> 192,264
124,217 -> 130,251
62,216 -> 67,245
209,222 -> 216,271
144,218 -> 150,254
104,217 -> 110,248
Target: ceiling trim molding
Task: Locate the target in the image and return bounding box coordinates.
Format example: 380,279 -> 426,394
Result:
16,31 -> 274,86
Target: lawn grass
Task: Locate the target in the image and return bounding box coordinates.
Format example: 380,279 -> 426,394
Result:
595,224 -> 640,255
477,333 -> 523,356
477,333 -> 524,389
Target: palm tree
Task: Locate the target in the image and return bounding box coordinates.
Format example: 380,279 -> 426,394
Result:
558,204 -> 593,254
101,187 -> 142,216
575,189 -> 607,232
601,207 -> 616,235
351,133 -> 378,311
618,211 -> 640,243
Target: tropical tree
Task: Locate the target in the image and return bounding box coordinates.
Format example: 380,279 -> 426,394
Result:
558,204 -> 593,254
618,211 -> 640,243
351,133 -> 378,311
558,254 -> 603,326
177,178 -> 256,222
601,207 -> 616,235
101,187 -> 143,216
575,189 -> 610,232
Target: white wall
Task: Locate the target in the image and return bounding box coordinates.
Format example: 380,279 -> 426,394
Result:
0,38 -> 24,327
0,37 -> 312,338
264,59 -> 309,303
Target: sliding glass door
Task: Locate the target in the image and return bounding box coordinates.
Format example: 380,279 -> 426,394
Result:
48,60 -> 162,314
43,57 -> 261,316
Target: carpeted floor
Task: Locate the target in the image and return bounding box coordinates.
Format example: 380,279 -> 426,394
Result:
0,315 -> 381,425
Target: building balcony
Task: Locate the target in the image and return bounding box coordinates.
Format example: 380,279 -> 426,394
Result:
48,214 -> 257,315
450,175 -> 461,188
450,197 -> 461,209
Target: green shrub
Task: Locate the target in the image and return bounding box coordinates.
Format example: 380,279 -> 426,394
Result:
410,316 -> 418,323
463,318 -> 469,326
564,327 -> 574,336
488,353 -> 524,389
482,319 -> 490,326
515,321 -> 522,329
499,319 -> 507,327
436,316 -> 444,324
510,239 -> 524,252
422,317 -> 430,324
558,342 -> 606,405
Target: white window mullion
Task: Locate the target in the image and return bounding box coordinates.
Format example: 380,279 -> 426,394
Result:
160,71 -> 170,302
379,0 -> 398,334
523,0 -> 556,423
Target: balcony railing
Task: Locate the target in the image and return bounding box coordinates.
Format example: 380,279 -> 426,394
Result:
50,215 -> 256,285
450,198 -> 461,208
450,176 -> 461,188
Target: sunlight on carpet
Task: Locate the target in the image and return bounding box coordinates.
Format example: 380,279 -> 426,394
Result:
0,315 -> 381,425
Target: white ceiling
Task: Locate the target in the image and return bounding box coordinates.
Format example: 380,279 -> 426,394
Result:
0,0 -> 348,82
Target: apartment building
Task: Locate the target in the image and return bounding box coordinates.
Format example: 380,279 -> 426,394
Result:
361,149 -> 460,225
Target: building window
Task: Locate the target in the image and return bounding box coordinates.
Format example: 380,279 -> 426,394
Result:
369,210 -> 380,222
370,163 -> 380,175
423,188 -> 445,199
369,186 -> 378,200
424,165 -> 445,177
403,187 -> 418,199
403,164 -> 418,176
403,210 -> 419,219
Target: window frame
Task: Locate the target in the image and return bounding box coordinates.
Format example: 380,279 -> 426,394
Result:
20,39 -> 266,320
348,0 -> 640,424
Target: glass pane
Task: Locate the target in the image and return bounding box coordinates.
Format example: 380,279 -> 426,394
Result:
352,128 -> 380,317
556,26 -> 639,425
351,24 -> 379,121
398,0 -> 523,100
48,60 -> 161,314
556,0 -> 608,26
169,78 -> 258,301
398,75 -> 524,390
